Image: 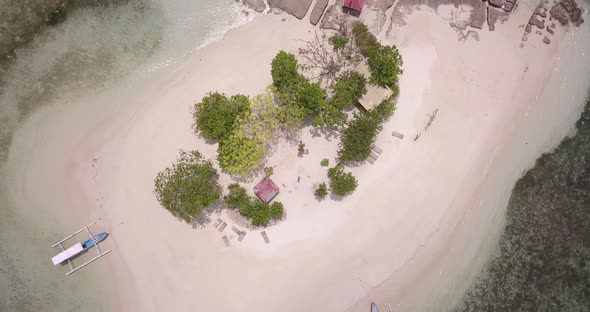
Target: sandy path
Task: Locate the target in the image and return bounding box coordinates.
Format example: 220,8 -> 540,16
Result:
5,5 -> 590,312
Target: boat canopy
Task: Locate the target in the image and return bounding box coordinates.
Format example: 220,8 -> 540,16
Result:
51,242 -> 84,265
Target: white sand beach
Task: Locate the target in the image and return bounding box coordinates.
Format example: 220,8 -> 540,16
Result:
4,1 -> 590,311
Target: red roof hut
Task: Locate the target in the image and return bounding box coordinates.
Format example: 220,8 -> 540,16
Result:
254,176 -> 280,203
343,0 -> 365,16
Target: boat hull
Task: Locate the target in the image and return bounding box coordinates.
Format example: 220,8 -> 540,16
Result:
82,232 -> 108,249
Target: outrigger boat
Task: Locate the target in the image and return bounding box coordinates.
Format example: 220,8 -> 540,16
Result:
51,222 -> 111,276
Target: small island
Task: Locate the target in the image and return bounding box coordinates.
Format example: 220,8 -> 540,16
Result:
153,21 -> 403,229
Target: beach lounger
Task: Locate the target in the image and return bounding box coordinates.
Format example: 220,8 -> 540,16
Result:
261,231 -> 270,244
392,131 -> 404,139
222,236 -> 230,247
371,144 -> 383,154
368,155 -> 377,164
218,222 -> 227,232
214,218 -> 223,228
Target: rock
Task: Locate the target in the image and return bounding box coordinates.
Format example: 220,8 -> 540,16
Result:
536,30 -> 542,35
543,36 -> 550,44
459,30 -> 480,42
550,3 -> 570,25
560,0 -> 576,13
242,0 -> 266,12
546,26 -> 554,34
525,24 -> 532,33
487,6 -> 509,31
522,32 -> 528,41
488,0 -> 517,12
366,0 -> 395,11
570,8 -> 583,26
520,42 -> 524,48
309,0 -> 329,25
320,2 -> 345,31
268,0 -> 313,19
529,14 -> 545,29
469,0 -> 487,29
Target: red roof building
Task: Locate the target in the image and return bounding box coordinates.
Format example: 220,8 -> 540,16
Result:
254,176 -> 280,203
343,0 -> 365,16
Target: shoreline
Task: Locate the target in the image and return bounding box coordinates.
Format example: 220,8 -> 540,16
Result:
4,3 -> 590,312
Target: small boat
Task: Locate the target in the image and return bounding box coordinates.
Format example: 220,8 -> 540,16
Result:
371,302 -> 379,312
82,232 -> 108,249
51,232 -> 109,266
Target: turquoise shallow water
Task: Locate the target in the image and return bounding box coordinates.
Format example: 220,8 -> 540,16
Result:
0,1 -> 251,310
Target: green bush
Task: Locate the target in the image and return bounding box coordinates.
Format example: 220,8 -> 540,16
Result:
271,51 -> 300,92
217,130 -> 265,176
154,150 -> 222,223
352,23 -> 379,56
367,45 -> 403,88
370,97 -> 396,123
193,92 -> 249,140
332,71 -> 367,110
315,182 -> 328,199
329,34 -> 349,51
224,183 -> 251,210
224,183 -> 284,226
328,166 -> 358,197
294,77 -> 327,115
338,112 -> 381,162
320,159 -> 329,167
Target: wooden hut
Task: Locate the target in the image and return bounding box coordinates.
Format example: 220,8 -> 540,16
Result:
343,0 -> 365,17
254,176 -> 280,203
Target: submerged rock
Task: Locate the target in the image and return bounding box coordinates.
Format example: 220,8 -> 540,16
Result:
241,0 -> 266,13
455,99 -> 590,311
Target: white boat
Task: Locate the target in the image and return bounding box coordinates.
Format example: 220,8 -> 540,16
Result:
51,242 -> 84,265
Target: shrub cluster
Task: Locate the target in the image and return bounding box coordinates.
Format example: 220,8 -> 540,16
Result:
154,150 -> 222,223
271,50 -> 326,116
193,92 -> 249,140
224,183 -> 284,226
328,166 -> 358,197
315,182 -> 329,199
352,23 -> 403,88
338,112 -> 381,162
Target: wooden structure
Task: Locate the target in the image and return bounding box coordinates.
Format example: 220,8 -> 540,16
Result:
343,0 -> 365,16
254,176 -> 280,203
356,63 -> 394,111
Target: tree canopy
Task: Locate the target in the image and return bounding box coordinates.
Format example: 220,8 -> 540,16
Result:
367,45 -> 403,88
193,92 -> 250,140
271,50 -> 300,93
328,166 -> 358,197
154,150 -> 222,223
338,112 -> 381,162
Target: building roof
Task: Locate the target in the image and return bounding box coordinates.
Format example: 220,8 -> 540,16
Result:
356,63 -> 394,111
343,0 -> 365,12
254,176 -> 280,203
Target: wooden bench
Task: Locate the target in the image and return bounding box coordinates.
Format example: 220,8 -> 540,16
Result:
261,231 -> 270,244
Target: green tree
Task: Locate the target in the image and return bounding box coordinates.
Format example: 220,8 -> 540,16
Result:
238,90 -> 280,145
352,22 -> 379,56
275,87 -> 308,133
338,112 -> 381,162
193,92 -> 250,140
224,183 -> 251,210
294,77 -> 327,115
328,166 -> 358,197
370,97 -> 396,123
320,159 -> 329,167
329,34 -> 349,51
217,130 -> 265,176
332,71 -> 367,110
271,51 -> 299,92
315,182 -> 328,199
154,150 -> 222,223
367,45 -> 403,88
